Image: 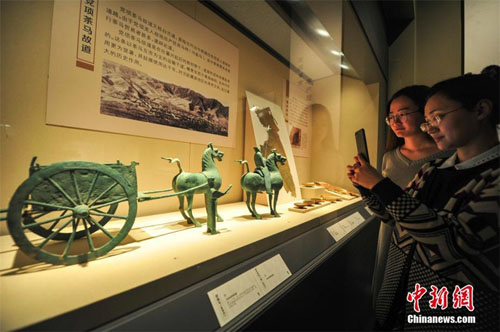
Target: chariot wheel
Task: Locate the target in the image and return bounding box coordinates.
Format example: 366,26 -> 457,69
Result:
7,161 -> 137,265
24,203 -> 118,240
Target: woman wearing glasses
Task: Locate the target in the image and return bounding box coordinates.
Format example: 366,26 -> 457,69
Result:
382,85 -> 450,188
372,86 -> 452,311
348,70 -> 499,330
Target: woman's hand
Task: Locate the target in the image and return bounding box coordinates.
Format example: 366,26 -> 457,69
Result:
346,154 -> 384,189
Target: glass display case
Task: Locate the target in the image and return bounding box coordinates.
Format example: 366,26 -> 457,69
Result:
0,0 -> 386,330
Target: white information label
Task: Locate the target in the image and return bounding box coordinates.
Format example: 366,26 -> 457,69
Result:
208,254 -> 291,327
327,212 -> 365,241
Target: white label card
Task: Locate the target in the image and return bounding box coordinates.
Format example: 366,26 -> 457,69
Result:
327,212 -> 365,241
207,254 -> 291,327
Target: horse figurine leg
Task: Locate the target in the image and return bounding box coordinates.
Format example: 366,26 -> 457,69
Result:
245,191 -> 256,217
251,192 -> 261,219
215,199 -> 224,222
185,194 -> 201,227
177,195 -> 190,221
268,192 -> 274,216
272,189 -> 280,217
205,193 -> 219,234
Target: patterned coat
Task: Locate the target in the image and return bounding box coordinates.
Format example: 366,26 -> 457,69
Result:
361,157 -> 499,331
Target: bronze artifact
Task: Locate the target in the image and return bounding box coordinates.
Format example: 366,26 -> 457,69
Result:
0,143 -> 230,265
165,142 -> 227,227
236,148 -> 287,219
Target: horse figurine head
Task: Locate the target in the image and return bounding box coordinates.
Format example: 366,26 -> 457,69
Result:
207,142 -> 224,162
268,149 -> 286,166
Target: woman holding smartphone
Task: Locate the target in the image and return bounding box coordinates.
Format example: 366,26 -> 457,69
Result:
348,70 -> 499,330
373,86 -> 452,309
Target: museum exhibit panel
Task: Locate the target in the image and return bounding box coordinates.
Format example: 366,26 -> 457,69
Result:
0,0 -> 387,330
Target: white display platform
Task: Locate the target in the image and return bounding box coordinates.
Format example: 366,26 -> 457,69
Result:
0,199 -> 361,330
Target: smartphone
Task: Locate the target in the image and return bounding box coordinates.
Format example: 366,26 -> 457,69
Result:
355,128 -> 370,164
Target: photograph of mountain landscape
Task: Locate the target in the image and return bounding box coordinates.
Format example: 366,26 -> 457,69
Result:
100,59 -> 229,136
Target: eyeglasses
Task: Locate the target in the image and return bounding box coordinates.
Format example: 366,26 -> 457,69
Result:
385,111 -> 419,126
420,107 -> 463,132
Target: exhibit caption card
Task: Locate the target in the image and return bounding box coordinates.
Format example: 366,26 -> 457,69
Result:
327,212 -> 365,241
207,254 -> 291,327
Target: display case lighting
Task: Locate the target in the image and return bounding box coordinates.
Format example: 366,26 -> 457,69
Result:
250,105 -> 259,112
315,28 -> 329,37
340,64 -> 349,69
330,50 -> 343,57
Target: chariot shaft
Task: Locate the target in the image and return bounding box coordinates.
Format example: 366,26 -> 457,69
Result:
0,208 -> 7,221
137,182 -> 209,202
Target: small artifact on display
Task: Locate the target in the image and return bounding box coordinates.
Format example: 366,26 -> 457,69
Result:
0,142 -> 231,266
289,182 -> 358,213
315,181 -> 359,200
321,194 -> 344,202
289,197 -> 332,213
300,182 -> 325,199
236,148 -> 287,219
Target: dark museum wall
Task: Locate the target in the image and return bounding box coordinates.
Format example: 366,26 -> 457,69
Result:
388,0 -> 462,96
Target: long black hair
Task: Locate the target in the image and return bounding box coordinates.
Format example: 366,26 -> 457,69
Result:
385,85 -> 430,152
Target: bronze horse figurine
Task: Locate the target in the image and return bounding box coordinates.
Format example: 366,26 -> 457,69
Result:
165,143 -> 224,227
236,149 -> 287,219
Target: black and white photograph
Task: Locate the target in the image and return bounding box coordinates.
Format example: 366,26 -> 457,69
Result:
100,59 -> 229,136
